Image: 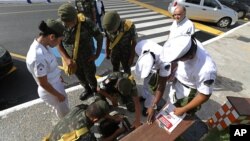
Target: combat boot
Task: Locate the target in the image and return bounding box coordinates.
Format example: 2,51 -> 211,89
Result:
79,85 -> 92,101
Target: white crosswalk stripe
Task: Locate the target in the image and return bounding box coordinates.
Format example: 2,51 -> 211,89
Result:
104,0 -> 173,45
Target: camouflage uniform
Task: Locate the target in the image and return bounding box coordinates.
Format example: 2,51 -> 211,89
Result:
48,104 -> 95,141
49,100 -> 110,141
103,11 -> 137,75
99,72 -> 138,112
62,17 -> 102,92
75,0 -> 96,21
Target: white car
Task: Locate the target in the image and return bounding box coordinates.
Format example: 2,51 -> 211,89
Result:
168,0 -> 238,28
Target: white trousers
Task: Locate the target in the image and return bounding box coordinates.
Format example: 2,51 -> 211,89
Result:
38,81 -> 69,119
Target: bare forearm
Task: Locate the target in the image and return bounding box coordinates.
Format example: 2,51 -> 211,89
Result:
152,76 -> 167,106
183,92 -> 210,113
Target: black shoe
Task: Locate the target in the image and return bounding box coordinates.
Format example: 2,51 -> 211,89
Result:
79,91 -> 92,101
142,107 -> 147,117
79,86 -> 92,101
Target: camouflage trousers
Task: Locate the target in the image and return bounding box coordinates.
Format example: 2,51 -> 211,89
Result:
110,49 -> 131,75
75,60 -> 97,90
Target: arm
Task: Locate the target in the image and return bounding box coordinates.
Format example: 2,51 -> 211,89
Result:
105,38 -> 111,59
57,43 -> 75,68
37,76 -> 65,102
94,33 -> 103,59
97,88 -> 118,107
128,38 -> 136,66
147,76 -> 168,124
132,96 -> 142,128
174,92 -> 210,116
87,20 -> 103,62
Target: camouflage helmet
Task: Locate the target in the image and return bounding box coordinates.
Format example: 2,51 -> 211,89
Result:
103,11 -> 121,32
58,3 -> 77,22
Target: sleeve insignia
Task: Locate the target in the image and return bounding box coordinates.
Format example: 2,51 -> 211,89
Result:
204,79 -> 214,86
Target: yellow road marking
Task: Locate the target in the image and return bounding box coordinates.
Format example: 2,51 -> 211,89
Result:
10,52 -> 102,78
128,0 -> 224,35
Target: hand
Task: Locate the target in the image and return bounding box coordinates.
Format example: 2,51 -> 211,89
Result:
173,107 -> 186,116
66,58 -> 76,73
87,55 -> 97,62
146,107 -> 155,124
57,94 -> 65,102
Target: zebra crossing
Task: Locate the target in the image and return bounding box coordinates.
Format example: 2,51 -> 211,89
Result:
103,0 -> 174,45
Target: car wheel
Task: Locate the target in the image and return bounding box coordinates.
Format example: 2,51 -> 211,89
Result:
237,10 -> 246,19
217,17 -> 232,28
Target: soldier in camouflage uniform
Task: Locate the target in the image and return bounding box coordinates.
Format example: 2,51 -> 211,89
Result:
48,100 -> 128,141
57,3 -> 103,100
103,11 -> 137,75
97,72 -> 142,128
75,0 -> 97,22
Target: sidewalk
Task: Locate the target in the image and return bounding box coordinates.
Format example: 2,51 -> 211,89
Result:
0,22 -> 250,141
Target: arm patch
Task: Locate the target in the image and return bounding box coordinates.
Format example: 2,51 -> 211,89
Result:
203,79 -> 214,86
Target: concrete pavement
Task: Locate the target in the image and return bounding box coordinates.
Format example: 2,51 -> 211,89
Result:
0,21 -> 250,141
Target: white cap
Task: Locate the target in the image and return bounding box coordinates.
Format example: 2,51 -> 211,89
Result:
135,52 -> 154,78
162,35 -> 192,62
135,39 -> 158,56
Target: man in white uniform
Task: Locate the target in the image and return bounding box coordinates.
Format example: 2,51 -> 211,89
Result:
135,39 -> 171,116
168,5 -> 195,40
26,19 -> 70,119
148,35 -> 217,141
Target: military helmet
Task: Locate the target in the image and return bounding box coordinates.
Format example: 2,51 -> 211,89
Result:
58,3 -> 77,22
103,11 -> 121,32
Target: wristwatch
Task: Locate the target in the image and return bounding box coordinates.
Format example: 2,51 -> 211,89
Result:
151,103 -> 157,110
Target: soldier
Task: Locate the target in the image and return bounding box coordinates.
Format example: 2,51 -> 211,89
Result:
46,100 -> 126,141
97,72 -> 142,128
102,11 -> 137,75
57,3 -> 103,100
75,0 -> 97,22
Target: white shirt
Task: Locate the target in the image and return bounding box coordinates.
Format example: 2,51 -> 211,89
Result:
136,40 -> 171,77
175,40 -> 217,95
26,39 -> 61,85
168,17 -> 195,40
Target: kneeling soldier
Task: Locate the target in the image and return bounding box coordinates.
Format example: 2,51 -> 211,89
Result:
97,72 -> 142,128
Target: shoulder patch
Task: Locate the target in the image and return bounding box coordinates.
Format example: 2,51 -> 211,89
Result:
37,63 -> 45,71
203,79 -> 215,86
164,64 -> 170,70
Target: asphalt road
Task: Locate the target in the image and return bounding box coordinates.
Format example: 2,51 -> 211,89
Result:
0,0 -> 248,111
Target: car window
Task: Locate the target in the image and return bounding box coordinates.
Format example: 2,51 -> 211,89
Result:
185,0 -> 201,5
204,0 -> 221,8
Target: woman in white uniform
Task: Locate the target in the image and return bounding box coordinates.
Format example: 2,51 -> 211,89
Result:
26,19 -> 69,119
